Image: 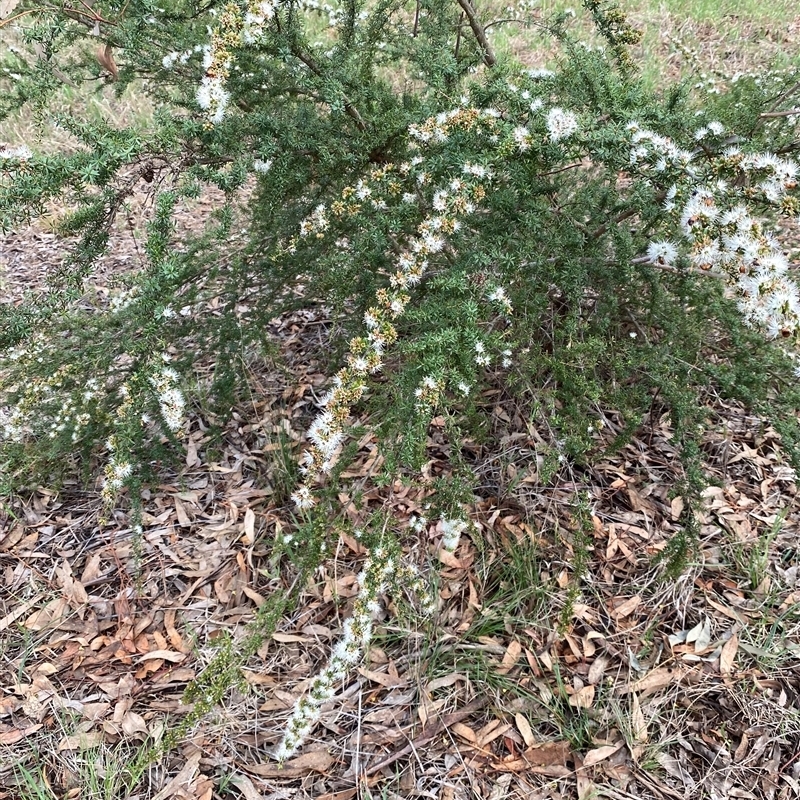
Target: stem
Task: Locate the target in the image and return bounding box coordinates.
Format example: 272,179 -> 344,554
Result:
759,108 -> 800,119
293,49 -> 367,131
455,0 -> 496,68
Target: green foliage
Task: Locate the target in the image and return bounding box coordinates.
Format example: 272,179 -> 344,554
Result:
2,0 -> 800,762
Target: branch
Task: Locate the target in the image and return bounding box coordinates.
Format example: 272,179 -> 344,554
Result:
455,0 -> 496,68
292,49 -> 367,131
759,108 -> 800,119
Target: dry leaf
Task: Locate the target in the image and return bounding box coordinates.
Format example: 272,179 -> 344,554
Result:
587,655 -> 608,685
58,730 -> 104,751
497,640 -> 522,674
152,752 -> 202,800
96,43 -> 119,80
426,673 -> 467,692
573,752 -> 596,800
522,740 -> 570,767
452,722 -> 477,743
720,632 -> 739,678
25,597 -> 69,630
487,773 -> 512,800
477,721 -> 512,747
515,712 -> 534,747
246,749 -> 334,777
611,595 -> 641,619
630,693 -> 648,743
121,711 -> 148,737
0,594 -> 44,631
228,774 -> 266,800
358,667 -> 407,688
0,724 -> 42,745
242,507 -> 256,544
582,743 -> 623,768
185,436 -> 200,467
569,685 -> 595,709
619,667 -> 681,696
174,497 -> 191,527
137,650 -> 186,663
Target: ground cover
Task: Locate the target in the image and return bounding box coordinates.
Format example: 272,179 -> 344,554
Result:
2,2 -> 800,799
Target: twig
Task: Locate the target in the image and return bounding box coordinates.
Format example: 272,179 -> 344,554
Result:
454,0 -> 496,68
759,108 -> 800,119
292,49 -> 367,131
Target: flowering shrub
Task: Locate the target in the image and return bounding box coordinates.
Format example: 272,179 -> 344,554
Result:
2,0 -> 800,758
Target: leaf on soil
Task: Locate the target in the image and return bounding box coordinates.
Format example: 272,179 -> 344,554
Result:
0,724 -> 42,745
514,712 -> 534,747
228,773 -> 266,800
582,743 -> 624,768
630,693 -> 648,744
720,632 -> 739,678
137,650 -> 187,663
151,752 -> 202,800
58,730 -> 104,751
587,655 -> 608,685
0,0 -> 20,18
619,667 -> 682,696
569,685 -> 595,709
246,749 -> 335,777
610,595 -> 641,620
497,640 -> 522,674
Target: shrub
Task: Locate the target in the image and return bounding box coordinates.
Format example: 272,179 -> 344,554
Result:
2,0 -> 800,758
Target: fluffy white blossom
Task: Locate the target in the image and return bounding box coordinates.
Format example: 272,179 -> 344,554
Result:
546,107 -> 579,142
440,518 -> 467,551
275,551 -> 395,760
0,144 -> 32,161
196,75 -> 230,124
646,240 -> 679,267
253,158 -> 273,173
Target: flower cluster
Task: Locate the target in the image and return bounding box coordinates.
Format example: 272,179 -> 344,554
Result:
150,366 -> 187,432
413,376 -> 442,412
274,545 -> 397,761
242,0 -> 276,44
195,0 -> 285,123
629,123 -> 800,339
440,517 -> 468,551
102,434 -> 134,505
195,3 -> 244,124
290,107 -> 498,514
546,107 -> 579,142
0,144 -> 32,162
0,342 -> 99,445
626,121 -> 694,173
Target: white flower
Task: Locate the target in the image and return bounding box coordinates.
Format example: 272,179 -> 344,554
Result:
546,107 -> 578,142
253,158 -> 273,173
646,240 -> 678,267
440,518 -> 467,551
197,75 -> 230,124
513,126 -> 531,151
291,485 -> 315,510
0,143 -> 32,161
